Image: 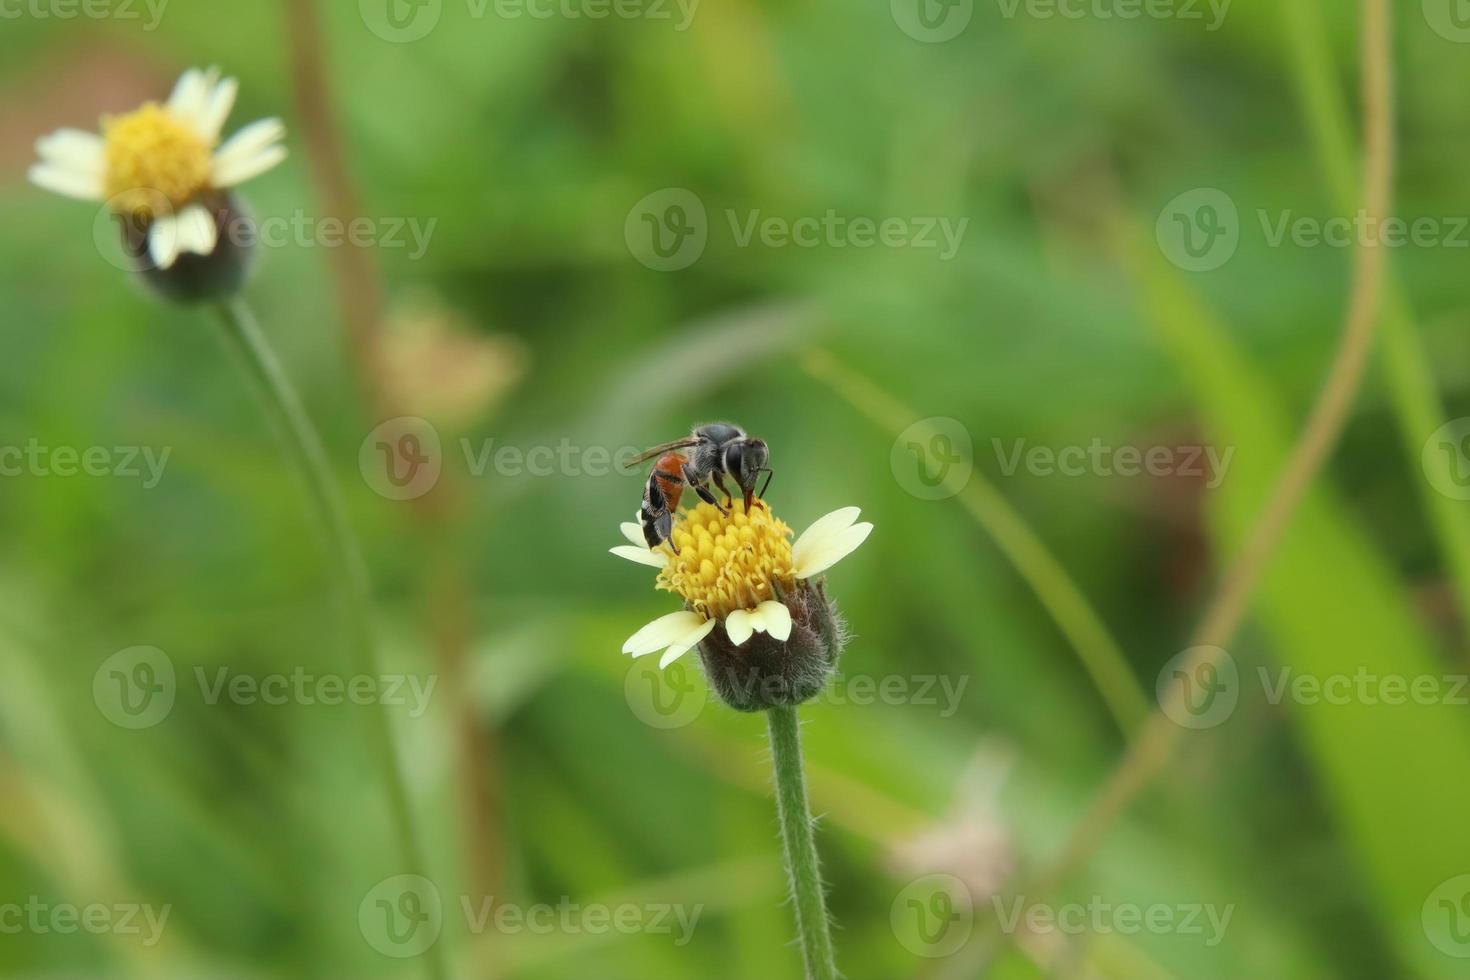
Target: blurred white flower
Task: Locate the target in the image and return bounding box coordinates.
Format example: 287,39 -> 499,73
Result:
887,745 -> 1016,901
29,66 -> 286,270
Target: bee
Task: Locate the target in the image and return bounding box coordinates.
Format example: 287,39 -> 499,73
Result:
628,422 -> 773,551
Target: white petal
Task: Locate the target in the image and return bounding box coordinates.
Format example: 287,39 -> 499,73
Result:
166,68 -> 211,126
609,545 -> 667,568
36,129 -> 104,174
794,522 -> 872,580
791,507 -> 861,571
658,618 -> 716,668
623,610 -> 708,656
620,522 -> 646,547
725,608 -> 754,647
752,600 -> 792,641
175,203 -> 218,257
27,163 -> 103,201
210,143 -> 286,188
211,118 -> 284,170
196,76 -> 239,143
148,215 -> 182,270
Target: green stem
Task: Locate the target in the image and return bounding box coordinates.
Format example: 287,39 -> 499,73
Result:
803,349 -> 1145,735
213,297 -> 447,980
765,705 -> 839,980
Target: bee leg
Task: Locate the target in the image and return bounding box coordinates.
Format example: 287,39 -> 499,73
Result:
656,511 -> 677,552
712,472 -> 736,509
692,482 -> 728,515
684,466 -> 729,515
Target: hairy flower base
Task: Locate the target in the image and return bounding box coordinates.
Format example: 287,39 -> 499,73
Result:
696,577 -> 847,712
117,192 -> 253,303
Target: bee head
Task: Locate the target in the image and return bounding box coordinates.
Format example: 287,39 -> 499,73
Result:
735,438 -> 769,488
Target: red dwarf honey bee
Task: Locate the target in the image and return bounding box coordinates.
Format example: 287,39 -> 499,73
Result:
627,422 -> 772,551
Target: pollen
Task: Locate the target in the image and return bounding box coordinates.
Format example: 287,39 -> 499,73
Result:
657,500 -> 796,621
102,103 -> 212,217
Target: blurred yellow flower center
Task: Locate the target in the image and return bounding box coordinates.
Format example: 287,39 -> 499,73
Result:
657,500 -> 795,621
103,104 -> 212,216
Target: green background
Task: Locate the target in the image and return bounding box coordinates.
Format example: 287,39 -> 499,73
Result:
2,0 -> 1470,977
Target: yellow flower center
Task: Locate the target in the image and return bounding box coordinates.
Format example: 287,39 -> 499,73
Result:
656,500 -> 796,621
102,103 -> 212,217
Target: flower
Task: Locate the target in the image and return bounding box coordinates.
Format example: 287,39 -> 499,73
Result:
885,746 -> 1016,902
29,66 -> 286,273
611,499 -> 872,710
378,297 -> 528,430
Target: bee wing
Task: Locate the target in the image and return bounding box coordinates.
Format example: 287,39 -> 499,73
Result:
624,438 -> 701,469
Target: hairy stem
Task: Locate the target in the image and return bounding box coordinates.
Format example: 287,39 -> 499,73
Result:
766,705 -> 840,980
213,297 -> 447,980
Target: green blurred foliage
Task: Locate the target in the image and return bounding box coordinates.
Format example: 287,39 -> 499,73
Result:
2,0 -> 1470,978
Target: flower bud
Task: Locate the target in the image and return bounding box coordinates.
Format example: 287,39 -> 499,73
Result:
118,192 -> 254,304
